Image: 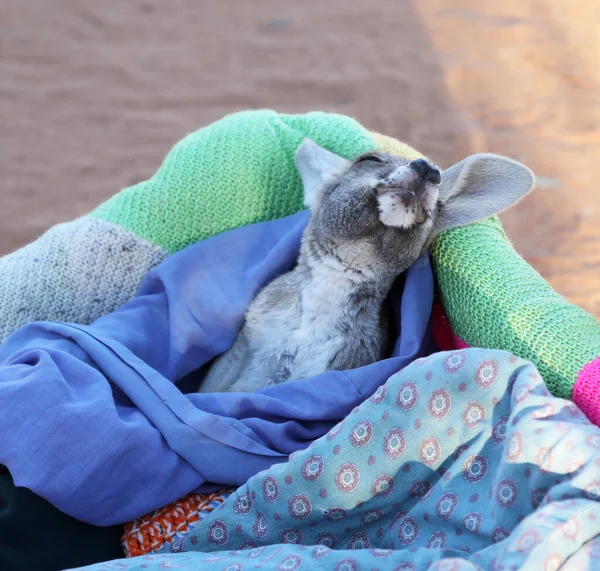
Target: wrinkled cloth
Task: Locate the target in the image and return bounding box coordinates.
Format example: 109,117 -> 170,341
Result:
0,211 -> 435,526
70,349 -> 600,571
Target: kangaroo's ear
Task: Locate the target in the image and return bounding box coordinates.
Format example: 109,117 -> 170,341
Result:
295,138 -> 351,208
434,153 -> 535,234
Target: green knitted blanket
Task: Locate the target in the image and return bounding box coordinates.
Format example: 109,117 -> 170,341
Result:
1,109 -> 598,417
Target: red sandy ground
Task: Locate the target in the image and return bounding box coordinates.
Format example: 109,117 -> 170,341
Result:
1,0 -> 599,316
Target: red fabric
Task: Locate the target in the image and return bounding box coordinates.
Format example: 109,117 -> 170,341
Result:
432,302 -> 469,351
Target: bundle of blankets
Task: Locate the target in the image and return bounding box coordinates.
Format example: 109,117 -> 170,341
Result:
0,110 -> 599,570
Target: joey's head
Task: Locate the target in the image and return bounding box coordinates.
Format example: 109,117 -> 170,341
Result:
295,138 -> 534,276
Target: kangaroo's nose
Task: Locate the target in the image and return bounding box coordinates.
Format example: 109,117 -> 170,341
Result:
409,158 -> 441,185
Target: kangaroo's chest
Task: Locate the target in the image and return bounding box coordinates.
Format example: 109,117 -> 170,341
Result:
244,270 -> 380,382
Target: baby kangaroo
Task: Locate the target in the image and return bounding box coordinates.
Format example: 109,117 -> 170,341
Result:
199,140 -> 534,393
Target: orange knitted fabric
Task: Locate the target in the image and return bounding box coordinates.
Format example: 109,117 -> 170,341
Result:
122,489 -> 233,557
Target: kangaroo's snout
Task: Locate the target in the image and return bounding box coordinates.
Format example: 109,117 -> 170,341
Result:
408,158 -> 441,186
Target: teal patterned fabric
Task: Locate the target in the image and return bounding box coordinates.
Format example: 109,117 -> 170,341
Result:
71,349 -> 600,570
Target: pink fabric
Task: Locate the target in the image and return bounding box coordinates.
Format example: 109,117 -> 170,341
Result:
573,357 -> 600,427
453,335 -> 469,349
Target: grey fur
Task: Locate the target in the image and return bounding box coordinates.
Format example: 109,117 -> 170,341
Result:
199,139 -> 534,393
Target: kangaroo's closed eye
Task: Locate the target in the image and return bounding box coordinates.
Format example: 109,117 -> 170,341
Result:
354,154 -> 384,166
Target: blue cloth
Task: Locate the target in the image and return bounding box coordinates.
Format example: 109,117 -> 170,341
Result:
69,349 -> 600,571
0,211 -> 435,526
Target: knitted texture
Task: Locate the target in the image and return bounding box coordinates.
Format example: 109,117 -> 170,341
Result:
1,109 -> 598,556
431,219 -> 600,400
0,111 -> 376,343
2,109 -> 598,401
369,131 -> 600,403
122,489 -> 233,557
91,110 -> 377,253
0,218 -> 166,342
370,131 -> 425,161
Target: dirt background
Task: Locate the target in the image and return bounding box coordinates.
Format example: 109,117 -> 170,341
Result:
1,0 -> 599,316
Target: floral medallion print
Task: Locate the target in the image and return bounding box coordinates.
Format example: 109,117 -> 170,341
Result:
315,533 -> 337,548
288,494 -> 312,520
301,455 -> 324,482
513,384 -> 531,404
397,517 -> 420,545
263,476 -> 279,503
443,351 -> 467,374
426,530 -> 447,549
462,512 -> 483,534
369,384 -> 387,404
463,401 -> 487,428
436,493 -> 459,520
463,455 -> 489,483
507,432 -> 523,462
492,526 -> 511,543
207,520 -> 229,546
515,529 -> 541,553
491,416 -> 509,443
361,509 -> 384,524
419,436 -> 441,466
396,380 -> 419,411
371,474 -> 396,498
312,545 -> 332,559
106,350 -> 600,571
384,427 -> 406,458
335,463 -> 360,493
475,359 -> 499,388
496,479 -> 519,508
334,558 -> 360,571
276,554 -> 303,571
280,528 -> 303,544
428,389 -> 452,420
324,507 -> 348,521
349,420 -> 374,448
348,532 -> 371,549
233,492 -> 252,515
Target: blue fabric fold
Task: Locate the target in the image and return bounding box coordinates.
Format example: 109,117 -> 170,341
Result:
0,211 -> 435,526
